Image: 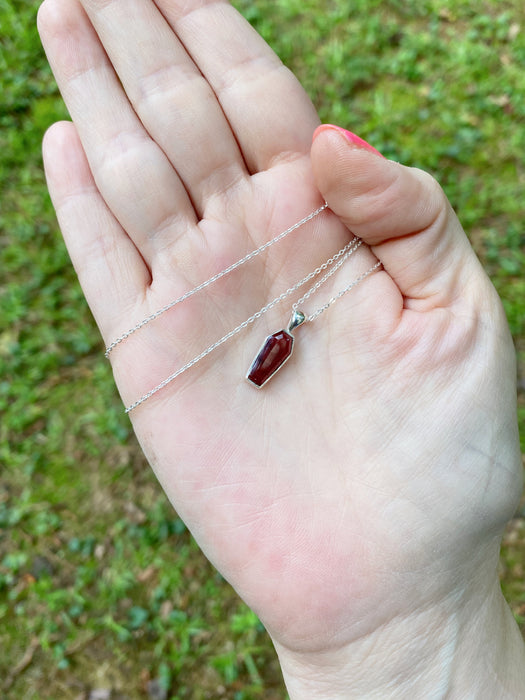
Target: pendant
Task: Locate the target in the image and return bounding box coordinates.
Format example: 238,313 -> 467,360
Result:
246,310 -> 306,388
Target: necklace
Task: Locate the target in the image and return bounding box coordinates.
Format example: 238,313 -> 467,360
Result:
105,202 -> 329,357
246,244 -> 381,388
105,203 -> 381,413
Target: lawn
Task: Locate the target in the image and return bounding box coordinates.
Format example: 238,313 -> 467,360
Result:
1,0 -> 524,698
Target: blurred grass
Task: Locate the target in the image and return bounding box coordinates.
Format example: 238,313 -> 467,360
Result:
1,0 -> 524,697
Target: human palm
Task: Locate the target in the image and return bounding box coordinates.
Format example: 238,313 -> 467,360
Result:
39,0 -> 522,664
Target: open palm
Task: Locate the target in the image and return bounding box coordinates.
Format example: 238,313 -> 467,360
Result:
39,0 -> 522,669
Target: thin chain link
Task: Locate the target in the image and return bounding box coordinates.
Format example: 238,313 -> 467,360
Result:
307,260 -> 383,322
126,238 -> 359,413
105,202 -> 328,357
292,239 -> 363,315
125,239 -> 383,413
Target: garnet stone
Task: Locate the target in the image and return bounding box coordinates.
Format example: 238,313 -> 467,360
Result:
246,330 -> 294,388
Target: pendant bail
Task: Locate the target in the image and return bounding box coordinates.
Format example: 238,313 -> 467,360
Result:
287,310 -> 306,334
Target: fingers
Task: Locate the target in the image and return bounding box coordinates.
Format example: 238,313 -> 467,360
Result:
154,0 -> 320,171
42,121 -> 149,342
311,126 -> 488,310
75,0 -> 249,214
37,0 -> 197,271
39,0 -> 320,270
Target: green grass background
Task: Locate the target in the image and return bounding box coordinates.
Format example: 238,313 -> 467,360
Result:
1,0 -> 524,697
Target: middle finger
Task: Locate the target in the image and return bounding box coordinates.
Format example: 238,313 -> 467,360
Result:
78,0 -> 248,215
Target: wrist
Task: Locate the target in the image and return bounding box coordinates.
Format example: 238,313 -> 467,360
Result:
274,580 -> 525,699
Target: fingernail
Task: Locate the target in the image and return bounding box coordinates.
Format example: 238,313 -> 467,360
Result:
313,124 -> 385,158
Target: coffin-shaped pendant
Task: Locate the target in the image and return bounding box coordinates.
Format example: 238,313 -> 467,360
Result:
246,310 -> 306,388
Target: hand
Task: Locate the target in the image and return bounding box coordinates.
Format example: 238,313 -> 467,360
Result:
38,0 -> 524,695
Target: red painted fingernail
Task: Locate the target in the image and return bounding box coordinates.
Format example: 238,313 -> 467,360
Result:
313,124 -> 385,158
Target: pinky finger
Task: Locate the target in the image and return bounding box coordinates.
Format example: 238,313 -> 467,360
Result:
43,121 -> 150,344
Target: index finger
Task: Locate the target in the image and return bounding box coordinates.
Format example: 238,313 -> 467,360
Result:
154,0 -> 321,171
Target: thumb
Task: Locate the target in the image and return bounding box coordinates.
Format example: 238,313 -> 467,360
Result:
311,125 -> 487,311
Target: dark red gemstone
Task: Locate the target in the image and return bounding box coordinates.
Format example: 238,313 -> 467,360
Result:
246,330 -> 294,387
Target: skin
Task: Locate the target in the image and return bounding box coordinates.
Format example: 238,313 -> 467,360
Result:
37,0 -> 525,696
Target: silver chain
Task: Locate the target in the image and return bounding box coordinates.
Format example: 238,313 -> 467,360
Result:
124,236 -> 381,413
105,202 -> 329,357
307,260 -> 382,323
293,240 -> 363,317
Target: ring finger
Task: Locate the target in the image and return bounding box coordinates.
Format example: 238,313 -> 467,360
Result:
38,0 -> 198,271
77,0 -> 249,215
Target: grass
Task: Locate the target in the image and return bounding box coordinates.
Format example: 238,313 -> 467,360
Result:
1,0 -> 524,697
